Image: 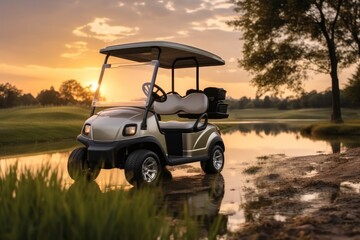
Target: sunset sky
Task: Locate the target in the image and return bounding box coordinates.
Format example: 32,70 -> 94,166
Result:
0,0 -> 355,98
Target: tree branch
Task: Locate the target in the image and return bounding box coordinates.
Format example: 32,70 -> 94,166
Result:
330,0 -> 343,40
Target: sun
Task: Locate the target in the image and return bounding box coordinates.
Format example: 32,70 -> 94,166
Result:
87,81 -> 99,92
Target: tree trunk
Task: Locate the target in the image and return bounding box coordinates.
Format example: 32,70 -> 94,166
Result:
328,42 -> 343,123
316,1 -> 343,123
330,68 -> 343,123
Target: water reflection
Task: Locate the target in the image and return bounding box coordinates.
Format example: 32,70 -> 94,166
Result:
161,172 -> 224,216
159,172 -> 227,236
221,122 -> 299,136
68,172 -> 228,238
220,122 -> 360,154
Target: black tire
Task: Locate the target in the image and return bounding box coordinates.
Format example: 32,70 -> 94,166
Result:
124,149 -> 161,186
201,145 -> 224,174
67,147 -> 100,181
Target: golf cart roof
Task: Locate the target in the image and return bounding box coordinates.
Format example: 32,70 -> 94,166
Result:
100,41 -> 225,69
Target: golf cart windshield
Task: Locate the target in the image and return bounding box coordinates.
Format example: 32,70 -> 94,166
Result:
92,60 -> 158,107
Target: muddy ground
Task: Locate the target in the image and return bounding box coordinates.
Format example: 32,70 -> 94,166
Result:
231,147 -> 360,240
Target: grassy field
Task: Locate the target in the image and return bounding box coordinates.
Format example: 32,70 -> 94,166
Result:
1,106 -> 360,155
0,164 -> 223,239
0,106 -> 88,144
0,106 -> 88,156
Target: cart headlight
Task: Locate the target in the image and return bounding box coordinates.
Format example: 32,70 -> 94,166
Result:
123,124 -> 137,136
83,124 -> 91,136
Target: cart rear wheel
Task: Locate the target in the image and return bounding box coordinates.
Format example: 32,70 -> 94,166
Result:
124,149 -> 161,186
67,147 -> 100,181
201,145 -> 224,174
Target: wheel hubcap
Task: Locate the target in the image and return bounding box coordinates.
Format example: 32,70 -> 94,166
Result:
213,149 -> 224,170
142,157 -> 158,182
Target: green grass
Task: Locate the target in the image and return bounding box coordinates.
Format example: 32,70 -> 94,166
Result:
301,119 -> 360,137
0,164 -> 224,240
0,106 -> 89,145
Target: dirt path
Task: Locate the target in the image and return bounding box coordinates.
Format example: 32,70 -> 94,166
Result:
231,147 -> 360,240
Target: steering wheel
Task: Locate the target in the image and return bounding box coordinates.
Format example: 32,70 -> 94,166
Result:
142,82 -> 167,103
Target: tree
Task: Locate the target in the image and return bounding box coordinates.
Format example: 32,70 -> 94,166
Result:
36,86 -> 62,106
343,64 -> 360,104
0,82 -> 22,108
80,85 -> 95,105
19,93 -> 38,106
59,79 -> 84,104
228,0 -> 360,123
338,0 -> 360,55
59,79 -> 94,105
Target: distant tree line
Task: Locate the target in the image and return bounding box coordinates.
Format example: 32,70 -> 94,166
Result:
227,64 -> 360,110
226,89 -> 357,110
1,65 -> 359,109
0,79 -> 94,108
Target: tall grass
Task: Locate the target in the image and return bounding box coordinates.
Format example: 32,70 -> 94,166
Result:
0,164 -> 224,239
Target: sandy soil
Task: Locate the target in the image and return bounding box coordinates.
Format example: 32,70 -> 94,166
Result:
230,147 -> 360,240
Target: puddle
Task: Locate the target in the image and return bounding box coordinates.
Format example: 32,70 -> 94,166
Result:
340,181 -> 360,193
274,214 -> 287,222
303,170 -> 319,177
300,192 -> 320,202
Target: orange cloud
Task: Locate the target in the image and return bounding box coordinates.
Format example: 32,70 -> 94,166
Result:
61,41 -> 88,59
73,17 -> 140,42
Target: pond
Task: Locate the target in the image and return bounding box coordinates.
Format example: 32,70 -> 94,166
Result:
1,121 -> 359,234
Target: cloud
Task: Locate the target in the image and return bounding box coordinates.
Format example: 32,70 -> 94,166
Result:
165,1 -> 175,11
133,2 -> 146,6
185,0 -> 232,13
177,30 -> 189,36
61,41 -> 88,59
191,15 -> 233,32
73,17 -> 140,42
154,30 -> 189,40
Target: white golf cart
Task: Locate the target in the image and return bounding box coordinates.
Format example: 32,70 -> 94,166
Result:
67,41 -> 229,186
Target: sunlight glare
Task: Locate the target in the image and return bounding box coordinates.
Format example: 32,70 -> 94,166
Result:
88,81 -> 99,92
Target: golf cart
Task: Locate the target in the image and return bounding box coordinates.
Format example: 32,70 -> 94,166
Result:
67,41 -> 229,186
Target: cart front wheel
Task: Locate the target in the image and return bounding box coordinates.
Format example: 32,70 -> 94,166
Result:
125,149 -> 161,186
67,147 -> 100,181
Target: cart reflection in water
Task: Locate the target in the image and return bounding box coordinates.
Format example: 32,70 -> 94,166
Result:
68,172 -> 227,237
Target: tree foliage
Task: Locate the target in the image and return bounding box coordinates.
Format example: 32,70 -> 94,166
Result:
225,89 -> 357,110
36,86 -> 63,106
228,0 -> 360,122
344,64 -> 360,103
0,83 -> 22,108
59,79 -> 94,105
59,79 -> 84,104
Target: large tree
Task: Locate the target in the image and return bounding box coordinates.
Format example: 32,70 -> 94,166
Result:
59,79 -> 94,105
228,0 -> 360,123
59,79 -> 84,104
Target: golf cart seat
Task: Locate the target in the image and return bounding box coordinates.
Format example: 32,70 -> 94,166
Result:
154,92 -> 208,133
178,87 -> 229,119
